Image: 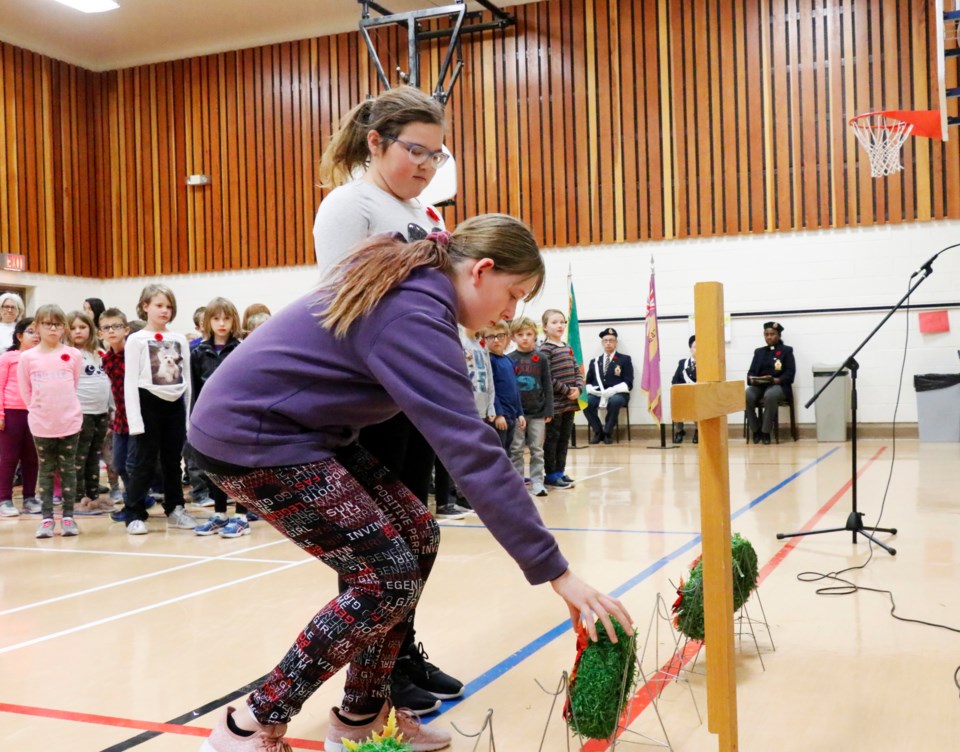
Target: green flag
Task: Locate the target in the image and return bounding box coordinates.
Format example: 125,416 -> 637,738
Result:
567,272 -> 589,410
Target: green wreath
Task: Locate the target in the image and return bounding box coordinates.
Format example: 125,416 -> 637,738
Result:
671,533 -> 759,642
565,620 -> 637,740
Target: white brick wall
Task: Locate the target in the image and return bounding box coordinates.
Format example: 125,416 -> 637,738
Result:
5,219 -> 958,424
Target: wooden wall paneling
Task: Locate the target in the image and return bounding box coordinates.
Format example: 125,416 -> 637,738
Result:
154,65 -> 171,281
263,47 -> 278,271
943,2 -> 960,216
608,0 -> 625,244
770,0 -> 791,229
881,1 -> 905,223
813,2 -> 831,229
546,1 -> 566,244
652,0 -> 669,240
49,61 -> 67,275
482,17 -> 499,223
0,46 -> 10,256
798,0 -> 819,228
784,0 -> 801,229
910,0 -> 932,220
852,0 -> 873,223
460,29 -> 477,227
825,0 -> 843,226
735,0 -> 751,232
18,50 -> 35,270
526,5 -> 545,243
503,8 -> 521,224
840,0 -> 859,224
706,0 -> 723,235
297,40 -> 313,265
718,0 -> 738,235
219,53 -> 235,271
280,42 -> 296,268
593,0 -> 615,244
536,4 -> 557,247
583,0 -> 599,243
619,0 -> 638,242
870,1 -> 890,223
926,1 -> 947,218
40,57 -> 56,274
572,0 -> 590,244
677,0 -> 697,238
561,0 -> 578,243
694,0 -> 713,236
514,6 -> 530,234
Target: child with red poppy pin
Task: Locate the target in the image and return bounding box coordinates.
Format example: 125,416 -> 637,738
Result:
745,320 -> 796,445
508,316 -> 553,497
121,283 -> 196,535
67,310 -> 113,514
17,304 -> 83,538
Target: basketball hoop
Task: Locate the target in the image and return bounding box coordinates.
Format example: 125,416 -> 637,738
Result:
849,110 -> 944,178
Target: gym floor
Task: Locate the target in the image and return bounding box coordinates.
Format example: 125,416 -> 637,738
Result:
1,436 -> 958,751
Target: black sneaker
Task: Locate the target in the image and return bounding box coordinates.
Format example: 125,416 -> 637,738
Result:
400,642 -> 464,699
389,667 -> 441,716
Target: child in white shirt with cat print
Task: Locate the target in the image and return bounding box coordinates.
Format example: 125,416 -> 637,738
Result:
120,283 -> 196,535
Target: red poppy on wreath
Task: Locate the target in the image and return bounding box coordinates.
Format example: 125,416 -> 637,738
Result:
60,353 -> 70,362
532,354 -> 540,362
154,333 -> 163,341
426,206 -> 441,223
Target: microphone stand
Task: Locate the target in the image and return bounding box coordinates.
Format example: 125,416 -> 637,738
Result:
775,246 -> 951,555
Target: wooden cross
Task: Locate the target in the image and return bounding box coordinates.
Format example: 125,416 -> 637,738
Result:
670,282 -> 745,752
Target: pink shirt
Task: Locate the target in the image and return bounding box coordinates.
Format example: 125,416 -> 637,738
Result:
0,350 -> 27,420
17,346 -> 83,438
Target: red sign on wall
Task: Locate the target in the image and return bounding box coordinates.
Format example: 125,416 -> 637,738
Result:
1,254 -> 25,272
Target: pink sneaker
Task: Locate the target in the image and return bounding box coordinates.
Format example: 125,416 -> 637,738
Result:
324,704 -> 451,751
200,706 -> 291,752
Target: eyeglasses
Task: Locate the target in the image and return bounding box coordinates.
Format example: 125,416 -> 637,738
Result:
100,324 -> 126,333
39,322 -> 65,330
386,138 -> 450,169
1,305 -> 18,311
485,333 -> 510,342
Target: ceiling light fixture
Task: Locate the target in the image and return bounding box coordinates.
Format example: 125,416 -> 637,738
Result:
52,0 -> 119,13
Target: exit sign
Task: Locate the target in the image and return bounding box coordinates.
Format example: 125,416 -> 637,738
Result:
1,254 -> 25,272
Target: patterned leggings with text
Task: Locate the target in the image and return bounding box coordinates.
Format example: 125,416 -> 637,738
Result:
206,443 -> 440,725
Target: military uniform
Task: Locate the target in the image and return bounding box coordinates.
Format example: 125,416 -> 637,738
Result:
745,322 -> 796,441
584,328 -> 634,444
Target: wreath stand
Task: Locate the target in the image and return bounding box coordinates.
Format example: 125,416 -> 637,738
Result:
450,708 -> 497,751
535,632 -> 673,751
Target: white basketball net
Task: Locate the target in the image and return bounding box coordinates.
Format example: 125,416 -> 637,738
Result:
850,114 -> 914,178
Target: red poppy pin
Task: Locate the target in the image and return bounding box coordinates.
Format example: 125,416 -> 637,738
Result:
60,353 -> 70,362
426,206 -> 441,223
154,333 -> 163,341
98,350 -> 106,358
775,350 -> 781,356
479,338 -> 486,347
612,355 -> 617,361
532,354 -> 540,362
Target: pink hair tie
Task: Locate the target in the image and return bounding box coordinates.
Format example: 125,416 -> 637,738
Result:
427,230 -> 451,250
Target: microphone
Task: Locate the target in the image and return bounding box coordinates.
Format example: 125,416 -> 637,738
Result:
909,242 -> 960,279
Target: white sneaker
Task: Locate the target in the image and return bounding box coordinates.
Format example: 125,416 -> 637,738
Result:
127,519 -> 148,535
0,500 -> 19,517
192,496 -> 215,508
61,517 -> 80,536
109,489 -> 125,503
23,498 -> 41,514
35,518 -> 55,538
167,505 -> 198,529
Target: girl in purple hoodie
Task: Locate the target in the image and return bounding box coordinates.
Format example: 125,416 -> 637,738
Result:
189,214 -> 633,752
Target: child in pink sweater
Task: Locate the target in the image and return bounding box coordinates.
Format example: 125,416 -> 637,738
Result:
0,317 -> 41,518
18,304 -> 83,538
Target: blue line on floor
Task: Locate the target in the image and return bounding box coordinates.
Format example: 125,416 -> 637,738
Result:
433,446 -> 840,716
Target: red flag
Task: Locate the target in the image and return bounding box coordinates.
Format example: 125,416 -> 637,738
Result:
640,267 -> 662,424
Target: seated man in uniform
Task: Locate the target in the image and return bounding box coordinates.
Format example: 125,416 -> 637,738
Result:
584,327 -> 634,444
745,321 -> 796,445
671,335 -> 697,444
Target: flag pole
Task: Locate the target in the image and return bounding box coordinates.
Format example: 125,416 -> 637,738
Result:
642,255 -> 676,450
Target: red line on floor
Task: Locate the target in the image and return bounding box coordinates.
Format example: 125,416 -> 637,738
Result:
0,702 -> 327,750
582,445 -> 888,751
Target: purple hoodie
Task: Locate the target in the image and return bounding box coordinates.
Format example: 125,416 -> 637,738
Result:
189,267 -> 567,585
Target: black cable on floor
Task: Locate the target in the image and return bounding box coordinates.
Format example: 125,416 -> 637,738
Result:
792,277 -> 960,697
